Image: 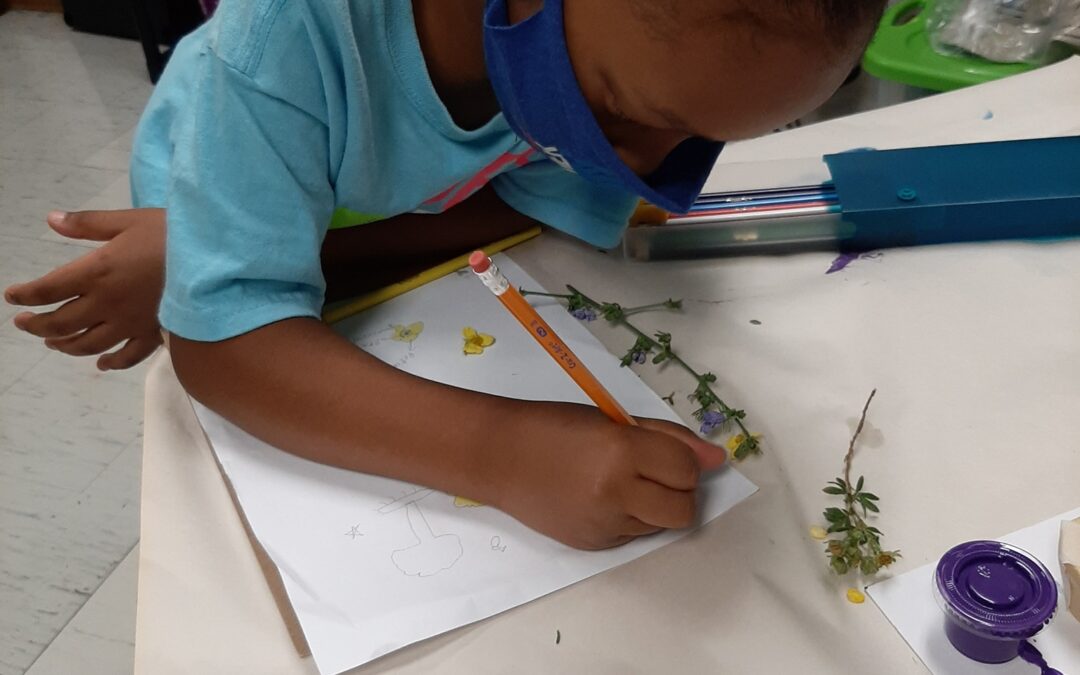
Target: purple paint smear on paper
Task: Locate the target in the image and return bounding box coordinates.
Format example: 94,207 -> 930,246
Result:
826,251 -> 883,274
827,253 -> 859,274
1018,640 -> 1063,675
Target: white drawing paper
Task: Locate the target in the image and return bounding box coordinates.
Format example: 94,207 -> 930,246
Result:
194,255 -> 758,674
869,507 -> 1080,675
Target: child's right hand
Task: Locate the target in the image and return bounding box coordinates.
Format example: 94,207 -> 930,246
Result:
490,401 -> 727,550
4,209 -> 165,371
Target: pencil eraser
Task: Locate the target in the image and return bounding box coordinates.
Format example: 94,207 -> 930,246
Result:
469,251 -> 491,273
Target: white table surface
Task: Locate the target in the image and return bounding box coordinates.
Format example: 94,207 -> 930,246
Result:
134,58 -> 1080,674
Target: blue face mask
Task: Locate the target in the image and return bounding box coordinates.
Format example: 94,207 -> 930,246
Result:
483,0 -> 723,214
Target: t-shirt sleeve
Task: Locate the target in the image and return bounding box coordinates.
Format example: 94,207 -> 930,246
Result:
490,159 -> 638,249
129,26 -> 209,209
159,18 -> 334,342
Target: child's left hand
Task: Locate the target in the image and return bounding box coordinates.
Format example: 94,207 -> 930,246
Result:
4,209 -> 166,370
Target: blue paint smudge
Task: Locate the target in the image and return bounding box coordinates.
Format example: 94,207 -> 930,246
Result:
982,110 -> 994,120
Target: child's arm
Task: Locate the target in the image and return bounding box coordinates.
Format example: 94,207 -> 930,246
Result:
171,317 -> 724,550
1,184 -> 534,369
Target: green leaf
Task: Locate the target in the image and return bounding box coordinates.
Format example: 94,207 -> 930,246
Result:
861,493 -> 879,501
822,486 -> 845,495
863,501 -> 880,513
600,303 -> 624,321
831,558 -> 849,575
861,558 -> 880,575
826,523 -> 850,533
867,527 -> 883,535
856,476 -> 864,492
824,508 -> 846,523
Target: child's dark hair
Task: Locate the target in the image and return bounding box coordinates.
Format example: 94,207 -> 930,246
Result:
784,0 -> 888,35
633,0 -> 887,50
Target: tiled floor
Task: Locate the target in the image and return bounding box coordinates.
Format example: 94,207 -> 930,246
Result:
0,11 -> 152,675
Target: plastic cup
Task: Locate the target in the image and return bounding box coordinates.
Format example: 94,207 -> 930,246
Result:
933,540 -> 1058,663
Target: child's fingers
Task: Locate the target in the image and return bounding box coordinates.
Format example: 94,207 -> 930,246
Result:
621,516 -> 664,538
2,246 -> 106,307
5,270 -> 82,308
638,418 -> 727,472
44,324 -> 121,357
630,432 -> 701,491
97,335 -> 161,371
626,478 -> 697,530
47,208 -> 150,242
13,297 -> 96,338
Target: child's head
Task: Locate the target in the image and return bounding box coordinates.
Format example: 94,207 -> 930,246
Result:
570,0 -> 887,170
486,0 -> 886,211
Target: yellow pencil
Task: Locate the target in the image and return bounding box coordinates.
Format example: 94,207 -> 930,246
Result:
469,251 -> 637,426
322,226 -> 542,324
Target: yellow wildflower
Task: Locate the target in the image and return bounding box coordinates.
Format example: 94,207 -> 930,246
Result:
846,588 -> 866,604
463,327 -> 495,355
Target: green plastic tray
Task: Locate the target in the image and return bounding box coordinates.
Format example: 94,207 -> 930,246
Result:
862,0 -> 1038,91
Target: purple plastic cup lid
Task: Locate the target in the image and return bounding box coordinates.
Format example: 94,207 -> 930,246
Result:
935,540 -> 1057,640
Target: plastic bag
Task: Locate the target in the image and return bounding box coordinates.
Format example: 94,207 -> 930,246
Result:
927,0 -> 1072,62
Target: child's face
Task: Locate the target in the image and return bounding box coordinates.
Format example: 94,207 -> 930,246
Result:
563,3 -> 866,176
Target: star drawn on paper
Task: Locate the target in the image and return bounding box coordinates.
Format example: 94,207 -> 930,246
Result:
345,525 -> 365,539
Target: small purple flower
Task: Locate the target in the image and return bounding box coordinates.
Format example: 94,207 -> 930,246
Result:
699,410 -> 726,435
632,351 -> 647,364
571,307 -> 598,322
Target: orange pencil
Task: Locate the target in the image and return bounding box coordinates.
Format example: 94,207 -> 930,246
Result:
468,251 -> 637,426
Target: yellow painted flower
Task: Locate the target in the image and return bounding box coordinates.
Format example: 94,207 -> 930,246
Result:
846,588 -> 866,604
725,433 -> 763,456
454,496 -> 484,508
809,526 -> 828,541
391,322 -> 424,344
463,327 -> 495,355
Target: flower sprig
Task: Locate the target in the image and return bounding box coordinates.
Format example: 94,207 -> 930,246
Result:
520,286 -> 761,460
821,389 -> 900,576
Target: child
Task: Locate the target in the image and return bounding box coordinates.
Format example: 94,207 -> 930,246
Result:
5,0 -> 885,549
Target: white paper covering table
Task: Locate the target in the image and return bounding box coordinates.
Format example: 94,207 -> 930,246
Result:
134,59 -> 1080,674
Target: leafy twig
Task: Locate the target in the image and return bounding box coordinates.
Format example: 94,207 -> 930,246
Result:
821,389 -> 900,576
520,286 -> 760,459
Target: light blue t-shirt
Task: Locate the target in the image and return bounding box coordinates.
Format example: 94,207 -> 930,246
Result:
131,0 -> 637,342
